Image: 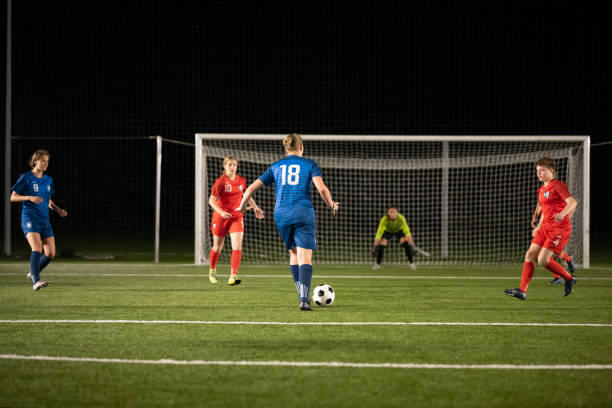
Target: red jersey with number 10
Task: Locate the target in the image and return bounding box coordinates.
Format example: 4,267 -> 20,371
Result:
538,179 -> 571,229
210,174 -> 247,218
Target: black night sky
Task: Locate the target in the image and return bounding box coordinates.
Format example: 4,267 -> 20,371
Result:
1,0 -> 611,257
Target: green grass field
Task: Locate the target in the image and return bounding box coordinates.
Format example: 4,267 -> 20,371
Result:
1,261 -> 611,407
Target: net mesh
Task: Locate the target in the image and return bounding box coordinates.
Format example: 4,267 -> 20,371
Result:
197,136 -> 585,265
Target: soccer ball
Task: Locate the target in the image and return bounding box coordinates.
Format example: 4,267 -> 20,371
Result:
313,284 -> 335,307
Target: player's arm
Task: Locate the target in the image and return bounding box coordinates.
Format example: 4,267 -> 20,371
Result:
208,194 -> 231,219
10,190 -> 42,204
554,196 -> 578,223
530,203 -> 542,228
373,218 -> 386,246
399,216 -> 415,244
312,176 -> 339,215
236,179 -> 264,213
49,198 -> 68,217
246,197 -> 264,219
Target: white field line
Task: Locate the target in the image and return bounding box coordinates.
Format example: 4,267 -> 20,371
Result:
0,271 -> 611,280
1,320 -> 611,327
1,263 -> 612,271
1,354 -> 610,370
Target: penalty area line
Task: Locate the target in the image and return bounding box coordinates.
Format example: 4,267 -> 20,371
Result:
1,320 -> 611,327
1,354 -> 610,370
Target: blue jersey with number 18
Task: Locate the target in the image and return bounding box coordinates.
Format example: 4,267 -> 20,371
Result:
259,155 -> 322,225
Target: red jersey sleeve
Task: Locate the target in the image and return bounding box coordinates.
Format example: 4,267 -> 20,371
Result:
210,176 -> 223,198
554,180 -> 571,200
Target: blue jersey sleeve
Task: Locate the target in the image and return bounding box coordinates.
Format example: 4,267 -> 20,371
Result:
49,177 -> 55,195
11,173 -> 29,195
311,161 -> 322,178
259,166 -> 275,186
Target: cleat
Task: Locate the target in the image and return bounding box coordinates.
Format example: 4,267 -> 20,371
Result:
549,277 -> 564,285
27,272 -> 34,283
504,288 -> 526,300
567,258 -> 575,275
563,278 -> 576,297
299,301 -> 313,311
228,275 -> 241,286
33,280 -> 49,291
409,263 -> 416,270
209,269 -> 217,284
371,263 -> 381,270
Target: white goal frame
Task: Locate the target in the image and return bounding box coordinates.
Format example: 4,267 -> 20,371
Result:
195,134 -> 590,267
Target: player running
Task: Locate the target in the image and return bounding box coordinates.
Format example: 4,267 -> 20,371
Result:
10,149 -> 67,291
236,133 -> 339,311
530,202 -> 576,284
208,155 -> 264,285
505,157 -> 578,300
372,205 -> 417,270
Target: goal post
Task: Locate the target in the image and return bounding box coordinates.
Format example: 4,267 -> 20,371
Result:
195,134 -> 590,268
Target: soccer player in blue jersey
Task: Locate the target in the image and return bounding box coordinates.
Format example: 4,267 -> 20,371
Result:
236,133 -> 339,311
10,150 -> 67,291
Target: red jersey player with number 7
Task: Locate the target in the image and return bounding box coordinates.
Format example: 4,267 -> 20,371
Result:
505,157 -> 578,300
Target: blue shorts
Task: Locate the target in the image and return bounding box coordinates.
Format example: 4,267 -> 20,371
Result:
276,221 -> 317,251
21,214 -> 54,239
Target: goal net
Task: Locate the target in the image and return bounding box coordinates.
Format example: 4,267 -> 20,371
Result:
195,135 -> 589,267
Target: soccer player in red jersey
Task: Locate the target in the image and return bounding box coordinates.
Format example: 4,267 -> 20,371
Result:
208,155 -> 264,285
505,157 -> 578,300
530,202 -> 576,284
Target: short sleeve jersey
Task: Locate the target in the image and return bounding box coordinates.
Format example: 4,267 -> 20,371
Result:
210,174 -> 247,218
538,179 -> 572,229
259,155 -> 322,224
11,172 -> 55,219
375,214 -> 411,240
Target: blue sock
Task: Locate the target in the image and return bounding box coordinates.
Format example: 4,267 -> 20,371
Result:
298,264 -> 313,302
39,255 -> 52,272
290,264 -> 300,298
30,251 -> 42,283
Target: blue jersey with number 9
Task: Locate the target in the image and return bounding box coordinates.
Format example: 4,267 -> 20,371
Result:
259,155 -> 322,225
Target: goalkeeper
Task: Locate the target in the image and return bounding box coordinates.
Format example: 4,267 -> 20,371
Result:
372,205 -> 416,270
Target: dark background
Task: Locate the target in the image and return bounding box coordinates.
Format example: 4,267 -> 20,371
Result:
1,0 -> 610,259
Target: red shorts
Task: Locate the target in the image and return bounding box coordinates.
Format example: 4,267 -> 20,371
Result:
531,225 -> 571,255
211,212 -> 244,237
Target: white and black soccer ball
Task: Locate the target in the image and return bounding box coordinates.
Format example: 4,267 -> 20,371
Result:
313,284 -> 335,307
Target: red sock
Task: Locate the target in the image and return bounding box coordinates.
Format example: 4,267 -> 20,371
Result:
231,250 -> 242,275
209,249 -> 220,269
519,262 -> 535,292
545,258 -> 572,281
559,252 -> 571,262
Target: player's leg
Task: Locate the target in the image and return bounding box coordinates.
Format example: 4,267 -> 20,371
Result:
39,221 -> 56,274
558,251 -> 575,274
228,230 -> 244,285
373,237 -> 388,269
209,213 -> 228,283
538,247 -> 575,297
209,234 -> 225,283
277,223 -> 300,299
297,247 -> 313,310
540,227 -> 575,296
399,235 -> 416,270
294,222 -> 316,311
505,243 -> 540,300
25,232 -> 48,290
548,253 -> 565,284
288,247 -> 300,298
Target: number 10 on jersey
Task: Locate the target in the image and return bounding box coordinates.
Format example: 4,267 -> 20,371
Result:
280,164 -> 300,185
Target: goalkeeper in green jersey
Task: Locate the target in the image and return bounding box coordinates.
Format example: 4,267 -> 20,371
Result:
372,205 -> 416,270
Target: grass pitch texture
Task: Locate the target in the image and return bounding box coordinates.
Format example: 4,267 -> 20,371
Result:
1,262 -> 611,407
